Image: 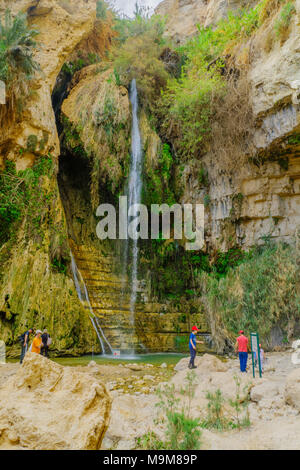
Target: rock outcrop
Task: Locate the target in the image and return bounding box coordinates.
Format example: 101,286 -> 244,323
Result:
284,368 -> 300,411
0,0 -> 113,357
155,0 -> 256,41
0,0 -> 98,168
0,353 -> 111,449
60,66 -> 209,351
159,0 -> 300,250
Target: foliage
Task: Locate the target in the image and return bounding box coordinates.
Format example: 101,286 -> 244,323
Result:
274,1 -> 296,39
228,375 -> 251,429
141,240 -> 210,301
200,241 -> 300,350
158,1 -> 271,162
0,161 -> 23,244
113,10 -> 169,109
204,389 -> 227,430
96,0 -> 107,20
0,156 -> 54,245
51,257 -> 68,275
201,378 -> 251,430
61,51 -> 100,77
143,143 -> 176,206
0,9 -> 39,121
138,372 -> 201,450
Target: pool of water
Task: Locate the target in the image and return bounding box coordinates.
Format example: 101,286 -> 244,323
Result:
53,353 -> 186,367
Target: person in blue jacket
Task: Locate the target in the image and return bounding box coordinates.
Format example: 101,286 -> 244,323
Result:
188,326 -> 204,369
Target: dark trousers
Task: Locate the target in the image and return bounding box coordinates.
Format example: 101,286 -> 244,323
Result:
20,344 -> 27,364
239,352 -> 248,372
189,348 -> 196,368
41,344 -> 49,357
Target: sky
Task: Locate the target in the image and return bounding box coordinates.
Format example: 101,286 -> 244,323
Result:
112,0 -> 162,17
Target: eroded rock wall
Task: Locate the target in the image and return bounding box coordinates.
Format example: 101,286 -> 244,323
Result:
161,0 -> 300,251
59,65 -> 209,352
156,0 -> 257,41
0,0 -> 107,356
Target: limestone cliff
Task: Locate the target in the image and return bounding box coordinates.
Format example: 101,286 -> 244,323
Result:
59,65 -> 209,351
0,0 -> 108,356
0,0 -> 99,168
158,0 -> 300,250
156,0 -> 257,41
1,0 -> 299,356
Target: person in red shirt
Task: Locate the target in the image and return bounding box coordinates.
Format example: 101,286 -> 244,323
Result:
235,330 -> 249,372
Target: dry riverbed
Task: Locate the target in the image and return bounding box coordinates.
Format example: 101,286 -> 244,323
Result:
0,351 -> 299,450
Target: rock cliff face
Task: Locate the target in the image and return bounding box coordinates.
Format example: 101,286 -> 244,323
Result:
1,0 -> 299,355
0,0 -> 104,356
158,0 -> 300,250
156,0 -> 256,41
59,65 -> 209,351
0,0 -> 98,168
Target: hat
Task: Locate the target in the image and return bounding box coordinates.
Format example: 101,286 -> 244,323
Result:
36,330 -> 42,335
192,326 -> 199,331
239,330 -> 244,334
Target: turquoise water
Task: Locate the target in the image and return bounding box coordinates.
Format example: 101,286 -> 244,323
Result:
53,353 -> 186,367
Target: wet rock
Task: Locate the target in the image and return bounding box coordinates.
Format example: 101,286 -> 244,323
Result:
126,364 -> 143,371
88,360 -> 97,367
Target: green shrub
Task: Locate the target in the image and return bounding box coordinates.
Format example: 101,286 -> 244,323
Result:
201,378 -> 251,430
228,375 -> 251,429
200,241 -> 300,350
159,0 -> 271,161
113,12 -> 169,110
138,372 -> 201,450
0,9 -> 39,119
96,0 -> 107,20
0,156 -> 54,245
274,1 -> 296,39
143,143 -> 176,206
204,389 -> 227,430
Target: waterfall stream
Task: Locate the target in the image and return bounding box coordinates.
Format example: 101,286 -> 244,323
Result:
70,253 -> 113,355
124,79 -> 144,343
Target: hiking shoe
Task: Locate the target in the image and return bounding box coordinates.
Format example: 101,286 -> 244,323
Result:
191,366 -> 197,369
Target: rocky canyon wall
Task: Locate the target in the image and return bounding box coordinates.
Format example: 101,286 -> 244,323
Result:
157,0 -> 300,251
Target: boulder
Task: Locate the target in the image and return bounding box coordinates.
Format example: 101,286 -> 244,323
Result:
101,393 -> 158,450
284,368 -> 300,412
250,380 -> 281,403
174,353 -> 228,372
0,353 -> 111,449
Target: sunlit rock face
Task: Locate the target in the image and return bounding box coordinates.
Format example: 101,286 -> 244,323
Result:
157,0 -> 300,251
0,353 -> 111,449
0,0 -> 98,168
0,0 -> 101,357
155,0 -> 256,41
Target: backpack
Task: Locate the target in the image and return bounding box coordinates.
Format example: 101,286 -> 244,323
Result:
47,337 -> 52,347
18,332 -> 27,344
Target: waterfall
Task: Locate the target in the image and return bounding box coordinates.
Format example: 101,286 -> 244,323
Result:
124,79 -> 144,338
70,253 -> 113,355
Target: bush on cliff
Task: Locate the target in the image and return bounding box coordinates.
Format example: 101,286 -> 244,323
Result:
113,9 -> 169,110
158,0 -> 271,162
0,9 -> 40,122
199,240 -> 300,352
